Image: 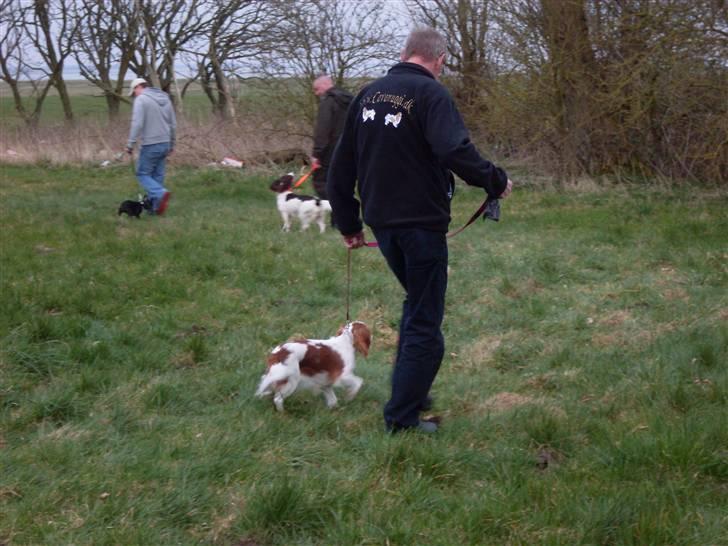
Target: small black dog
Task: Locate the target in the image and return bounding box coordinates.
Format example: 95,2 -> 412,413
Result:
118,194 -> 153,218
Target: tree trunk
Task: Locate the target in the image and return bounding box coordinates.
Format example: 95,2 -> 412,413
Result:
136,0 -> 161,88
210,53 -> 235,120
54,74 -> 74,123
35,1 -> 74,123
541,0 -> 597,179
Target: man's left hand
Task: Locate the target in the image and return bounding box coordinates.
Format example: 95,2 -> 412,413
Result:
500,179 -> 513,199
125,147 -> 133,155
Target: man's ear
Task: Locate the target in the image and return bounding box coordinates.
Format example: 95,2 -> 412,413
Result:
400,49 -> 407,62
433,53 -> 446,78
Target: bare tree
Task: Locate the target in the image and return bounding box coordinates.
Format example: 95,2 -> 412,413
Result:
22,0 -> 78,124
251,0 -> 400,134
71,0 -> 137,120
128,0 -> 209,107
479,0 -> 727,182
0,0 -> 50,127
190,0 -> 277,119
408,0 -> 501,109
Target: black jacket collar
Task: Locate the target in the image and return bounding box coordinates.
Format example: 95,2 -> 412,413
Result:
387,62 -> 436,80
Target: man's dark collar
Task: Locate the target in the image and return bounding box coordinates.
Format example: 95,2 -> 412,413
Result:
388,62 -> 436,80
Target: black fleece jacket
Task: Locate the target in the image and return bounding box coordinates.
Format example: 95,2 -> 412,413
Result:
327,62 -> 508,235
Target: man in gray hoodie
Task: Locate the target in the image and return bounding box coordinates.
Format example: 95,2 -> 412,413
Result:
126,78 -> 176,215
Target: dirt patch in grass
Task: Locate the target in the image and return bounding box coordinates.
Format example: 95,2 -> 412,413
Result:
501,277 -> 544,299
475,287 -> 499,306
454,391 -> 538,416
661,288 -> 689,301
453,335 -> 502,371
200,491 -> 248,544
44,424 -> 92,442
591,333 -> 625,348
598,309 -> 633,327
355,305 -> 398,352
481,392 -> 534,412
591,310 -> 634,347
373,322 -> 398,351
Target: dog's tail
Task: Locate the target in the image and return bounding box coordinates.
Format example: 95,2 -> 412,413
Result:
255,363 -> 292,398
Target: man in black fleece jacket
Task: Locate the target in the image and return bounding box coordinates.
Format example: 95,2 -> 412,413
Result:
327,27 -> 512,434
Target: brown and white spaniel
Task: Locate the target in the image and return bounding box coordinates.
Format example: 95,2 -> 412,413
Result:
255,321 -> 371,412
269,173 -> 332,233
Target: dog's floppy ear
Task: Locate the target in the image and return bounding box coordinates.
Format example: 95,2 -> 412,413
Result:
270,174 -> 294,192
351,322 -> 371,357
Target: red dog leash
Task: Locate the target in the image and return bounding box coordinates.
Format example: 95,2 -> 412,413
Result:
445,197 -> 491,239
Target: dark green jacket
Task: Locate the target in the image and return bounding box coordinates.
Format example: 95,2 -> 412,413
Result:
312,87 -> 353,165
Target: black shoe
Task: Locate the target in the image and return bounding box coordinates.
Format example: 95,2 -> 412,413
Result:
386,419 -> 438,434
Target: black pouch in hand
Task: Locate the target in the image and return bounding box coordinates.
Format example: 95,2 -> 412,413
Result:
483,197 -> 500,222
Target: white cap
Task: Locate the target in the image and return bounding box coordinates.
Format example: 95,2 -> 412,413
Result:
128,77 -> 148,96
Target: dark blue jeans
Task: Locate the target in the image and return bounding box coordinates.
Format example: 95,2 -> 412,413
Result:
372,227 -> 448,430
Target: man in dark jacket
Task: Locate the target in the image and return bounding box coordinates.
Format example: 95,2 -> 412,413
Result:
327,27 -> 512,434
311,75 -> 353,199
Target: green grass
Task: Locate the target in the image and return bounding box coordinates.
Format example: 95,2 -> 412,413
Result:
1,164 -> 727,545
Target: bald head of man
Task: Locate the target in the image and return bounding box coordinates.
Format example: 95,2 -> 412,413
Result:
313,75 -> 334,97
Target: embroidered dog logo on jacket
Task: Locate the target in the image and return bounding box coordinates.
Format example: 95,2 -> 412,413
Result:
362,107 -> 376,122
384,112 -> 402,128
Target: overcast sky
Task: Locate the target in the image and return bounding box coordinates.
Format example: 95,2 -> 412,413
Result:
8,0 -> 415,82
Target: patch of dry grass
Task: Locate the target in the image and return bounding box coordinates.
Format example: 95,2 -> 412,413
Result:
0,116 -> 309,167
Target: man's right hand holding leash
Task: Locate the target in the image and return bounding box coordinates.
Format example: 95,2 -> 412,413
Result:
343,232 -> 366,249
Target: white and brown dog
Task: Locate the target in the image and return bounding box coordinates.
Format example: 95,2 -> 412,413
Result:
255,321 -> 371,412
269,173 -> 332,233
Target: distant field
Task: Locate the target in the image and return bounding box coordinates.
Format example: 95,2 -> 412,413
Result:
1,164 -> 726,545
0,79 -> 314,165
0,80 -> 220,128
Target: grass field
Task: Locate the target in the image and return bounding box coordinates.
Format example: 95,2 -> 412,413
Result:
0,81 -> 310,167
0,80 -> 218,129
1,164 -> 727,545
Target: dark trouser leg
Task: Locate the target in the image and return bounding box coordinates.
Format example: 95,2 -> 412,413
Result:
312,166 -> 328,200
313,165 -> 337,227
373,227 -> 448,430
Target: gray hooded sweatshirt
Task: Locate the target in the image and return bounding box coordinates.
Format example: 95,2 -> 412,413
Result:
127,88 -> 176,150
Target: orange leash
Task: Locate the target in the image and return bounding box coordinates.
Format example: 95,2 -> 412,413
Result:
293,164 -> 320,188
